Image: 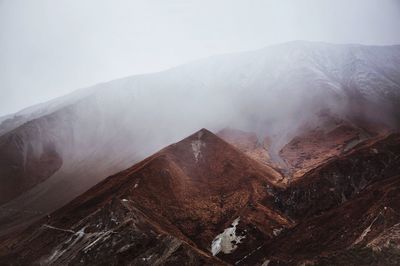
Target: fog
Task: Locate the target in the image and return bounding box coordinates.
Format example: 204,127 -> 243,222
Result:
1,0 -> 400,116
1,0 -> 400,225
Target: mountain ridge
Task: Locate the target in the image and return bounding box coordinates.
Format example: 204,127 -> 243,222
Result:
0,41 -> 399,239
0,128 -> 291,265
1,129 -> 400,265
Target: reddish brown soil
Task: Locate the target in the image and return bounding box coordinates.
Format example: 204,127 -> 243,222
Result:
1,130 -> 400,265
242,133 -> 400,265
0,129 -> 290,265
278,113 -> 392,180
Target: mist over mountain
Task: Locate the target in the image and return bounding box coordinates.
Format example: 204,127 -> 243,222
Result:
1,42 -> 400,212
1,41 -> 400,265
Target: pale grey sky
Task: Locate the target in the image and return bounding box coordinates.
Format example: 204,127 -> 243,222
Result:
1,0 -> 400,116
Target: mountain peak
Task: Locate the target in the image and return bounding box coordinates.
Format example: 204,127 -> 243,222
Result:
184,128 -> 213,142
161,128 -> 283,185
0,128 -> 291,265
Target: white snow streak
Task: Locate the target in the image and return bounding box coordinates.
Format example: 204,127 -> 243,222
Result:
42,224 -> 75,234
191,131 -> 206,162
354,214 -> 381,245
44,227 -> 86,264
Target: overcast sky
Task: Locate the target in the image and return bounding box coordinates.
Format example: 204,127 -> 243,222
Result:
1,0 -> 400,116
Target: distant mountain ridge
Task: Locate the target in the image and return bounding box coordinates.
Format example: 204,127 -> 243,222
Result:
2,41 -> 400,135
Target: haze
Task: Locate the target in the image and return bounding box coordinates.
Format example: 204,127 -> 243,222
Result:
1,0 -> 400,116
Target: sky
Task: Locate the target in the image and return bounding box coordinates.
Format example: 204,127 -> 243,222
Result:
1,0 -> 400,116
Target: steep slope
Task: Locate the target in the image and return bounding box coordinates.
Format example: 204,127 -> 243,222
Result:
241,174 -> 400,265
217,113 -> 388,181
0,129 -> 291,265
0,115 -> 63,204
1,41 -> 399,236
234,133 -> 400,265
274,134 -> 400,219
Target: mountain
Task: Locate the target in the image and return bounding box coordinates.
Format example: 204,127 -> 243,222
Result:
217,113 -> 389,180
0,41 -> 400,236
1,130 -> 400,265
236,133 -> 400,265
0,129 -> 291,265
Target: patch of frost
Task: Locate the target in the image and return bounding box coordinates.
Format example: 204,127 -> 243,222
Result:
211,217 -> 245,256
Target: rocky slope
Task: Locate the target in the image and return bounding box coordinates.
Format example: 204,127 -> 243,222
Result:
278,111 -> 389,179
233,133 -> 400,265
1,130 -> 400,265
217,112 -> 389,182
0,129 -> 291,265
274,133 -> 400,219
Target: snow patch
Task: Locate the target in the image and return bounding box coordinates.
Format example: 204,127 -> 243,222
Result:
191,133 -> 206,163
273,228 -> 283,236
367,223 -> 400,251
262,260 -> 271,266
83,230 -> 114,252
117,244 -> 132,253
42,224 -> 75,234
44,227 -> 86,264
211,217 -> 245,256
354,213 -> 381,245
142,255 -> 153,261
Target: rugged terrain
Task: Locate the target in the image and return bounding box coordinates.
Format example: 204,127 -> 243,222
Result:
1,42 -> 400,236
0,129 -> 291,265
1,41 -> 400,264
0,129 -> 400,265
241,133 -> 400,265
